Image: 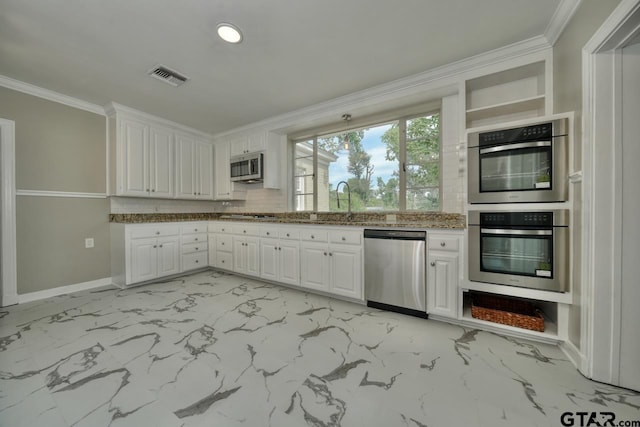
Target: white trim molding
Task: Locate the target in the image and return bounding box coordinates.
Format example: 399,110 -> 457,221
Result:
0,118 -> 18,307
581,0 -> 640,385
544,0 -> 583,46
0,74 -> 105,116
18,277 -> 114,304
16,189 -> 107,199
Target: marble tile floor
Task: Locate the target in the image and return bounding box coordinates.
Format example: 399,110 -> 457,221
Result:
1,270 -> 638,427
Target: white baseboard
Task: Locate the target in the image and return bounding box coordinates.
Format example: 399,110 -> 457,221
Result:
560,339 -> 589,374
1,293 -> 19,307
18,277 -> 114,304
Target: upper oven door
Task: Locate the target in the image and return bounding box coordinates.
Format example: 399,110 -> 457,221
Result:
467,118 -> 568,203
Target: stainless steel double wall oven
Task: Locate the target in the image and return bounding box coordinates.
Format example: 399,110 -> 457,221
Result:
467,118 -> 570,293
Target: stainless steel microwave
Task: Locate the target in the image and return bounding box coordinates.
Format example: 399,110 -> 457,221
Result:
467,118 -> 568,203
230,153 -> 263,183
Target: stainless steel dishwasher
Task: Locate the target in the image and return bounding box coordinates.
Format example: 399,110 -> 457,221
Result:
364,229 -> 427,318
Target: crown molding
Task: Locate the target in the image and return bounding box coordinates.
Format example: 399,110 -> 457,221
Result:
105,102 -> 213,140
213,35 -> 552,139
0,74 -> 105,116
544,0 -> 583,46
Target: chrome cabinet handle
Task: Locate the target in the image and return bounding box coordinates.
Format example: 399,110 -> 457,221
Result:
156,231 -> 160,235
324,252 -> 327,256
152,189 -> 155,192
195,260 -> 199,263
440,242 -> 445,247
159,244 -> 163,248
286,233 -> 290,237
342,237 -> 346,241
329,253 -> 333,256
430,261 -> 436,267
278,247 -> 282,251
311,235 -> 315,239
153,245 -> 157,248
195,238 -> 198,241
266,232 -> 270,236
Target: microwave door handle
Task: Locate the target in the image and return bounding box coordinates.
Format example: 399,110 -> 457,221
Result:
480,228 -> 553,236
479,141 -> 551,155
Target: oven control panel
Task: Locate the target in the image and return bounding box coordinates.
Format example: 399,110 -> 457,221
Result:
479,123 -> 554,146
479,212 -> 554,227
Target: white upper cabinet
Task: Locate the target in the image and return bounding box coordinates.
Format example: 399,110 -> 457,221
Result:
213,140 -> 246,200
107,103 -> 214,201
149,126 -> 174,198
175,132 -> 214,200
229,131 -> 267,156
117,118 -> 175,198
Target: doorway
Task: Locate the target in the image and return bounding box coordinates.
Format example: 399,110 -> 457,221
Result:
582,0 -> 640,391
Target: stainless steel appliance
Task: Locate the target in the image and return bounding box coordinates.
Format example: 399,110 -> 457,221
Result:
364,229 -> 427,317
468,210 -> 569,292
468,118 -> 568,203
230,153 -> 263,182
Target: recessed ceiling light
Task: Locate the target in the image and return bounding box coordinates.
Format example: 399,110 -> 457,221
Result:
217,23 -> 243,44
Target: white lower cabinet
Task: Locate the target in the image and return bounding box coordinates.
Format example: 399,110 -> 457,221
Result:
426,232 -> 463,319
128,231 -> 180,285
260,238 -> 300,286
233,236 -> 260,277
300,228 -> 363,300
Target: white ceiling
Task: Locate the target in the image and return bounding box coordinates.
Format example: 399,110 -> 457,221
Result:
0,0 -> 564,135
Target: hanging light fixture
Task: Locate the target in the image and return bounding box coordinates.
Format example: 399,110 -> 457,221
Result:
342,114 -> 352,150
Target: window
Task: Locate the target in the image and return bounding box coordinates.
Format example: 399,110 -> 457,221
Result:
292,112 -> 440,212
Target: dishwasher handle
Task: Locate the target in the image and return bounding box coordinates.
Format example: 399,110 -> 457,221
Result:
364,229 -> 426,240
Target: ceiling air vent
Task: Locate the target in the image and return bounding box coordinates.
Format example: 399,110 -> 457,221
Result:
147,65 -> 189,87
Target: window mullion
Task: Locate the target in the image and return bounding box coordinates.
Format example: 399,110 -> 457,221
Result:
399,118 -> 407,211
313,136 -> 318,212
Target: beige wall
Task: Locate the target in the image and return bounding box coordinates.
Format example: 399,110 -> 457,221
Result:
0,87 -> 110,294
553,0 -> 621,350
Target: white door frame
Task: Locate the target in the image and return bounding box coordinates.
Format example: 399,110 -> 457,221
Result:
1,118 -> 18,306
581,0 -> 640,384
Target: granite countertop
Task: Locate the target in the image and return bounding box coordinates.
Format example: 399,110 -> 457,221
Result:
109,212 -> 466,229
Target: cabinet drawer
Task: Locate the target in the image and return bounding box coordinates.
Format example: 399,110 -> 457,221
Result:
329,230 -> 362,245
216,235 -> 233,252
209,223 -> 232,233
428,235 -> 460,251
300,229 -> 328,242
182,233 -> 207,245
183,252 -> 207,271
182,242 -> 208,254
129,225 -> 180,239
181,223 -> 207,235
216,251 -> 233,269
260,227 -> 279,239
232,224 -> 259,236
279,229 -> 300,240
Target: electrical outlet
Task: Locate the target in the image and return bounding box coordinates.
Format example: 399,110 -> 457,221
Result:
85,238 -> 94,248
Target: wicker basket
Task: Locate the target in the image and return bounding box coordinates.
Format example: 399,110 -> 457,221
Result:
471,293 -> 545,332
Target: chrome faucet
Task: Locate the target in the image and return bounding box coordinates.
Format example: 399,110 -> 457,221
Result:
336,181 -> 352,220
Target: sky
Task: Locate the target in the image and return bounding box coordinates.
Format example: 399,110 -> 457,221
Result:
328,123 -> 397,191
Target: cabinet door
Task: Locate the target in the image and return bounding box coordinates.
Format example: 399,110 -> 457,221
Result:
247,131 -> 266,153
175,135 -> 195,199
300,242 -> 329,292
330,245 -> 362,299
427,252 -> 459,319
157,236 -> 181,277
260,238 -> 279,282
149,126 -> 174,198
208,235 -> 217,267
130,237 -> 157,283
214,142 -> 232,199
245,237 -> 260,277
233,236 -> 246,274
196,142 -> 214,199
121,119 -> 149,196
279,240 -> 300,286
229,136 -> 248,156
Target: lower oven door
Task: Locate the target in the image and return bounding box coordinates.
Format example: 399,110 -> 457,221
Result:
468,226 -> 568,292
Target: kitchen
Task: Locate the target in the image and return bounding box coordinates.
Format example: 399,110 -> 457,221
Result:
1,1 -> 640,426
